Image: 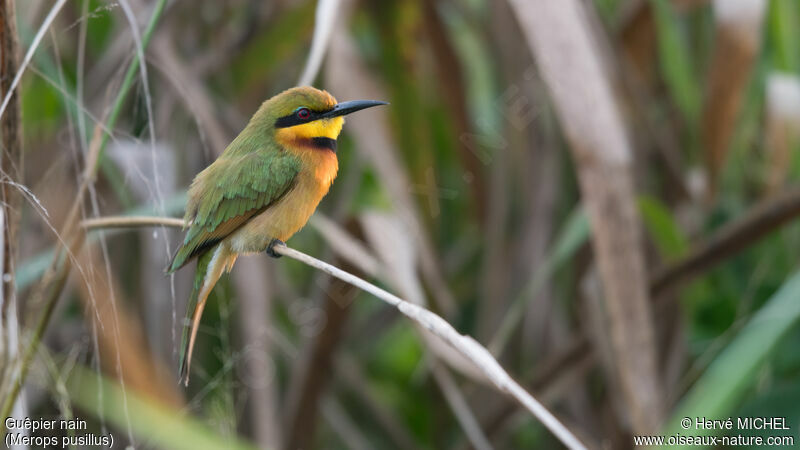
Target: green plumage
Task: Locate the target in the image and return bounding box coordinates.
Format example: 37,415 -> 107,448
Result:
177,249 -> 213,375
169,122 -> 301,384
166,88 -> 329,273
169,86 -> 385,385
167,138 -> 301,272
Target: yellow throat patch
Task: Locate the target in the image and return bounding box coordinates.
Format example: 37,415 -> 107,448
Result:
275,116 -> 345,147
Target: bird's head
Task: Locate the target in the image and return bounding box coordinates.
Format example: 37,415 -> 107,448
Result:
253,86 -> 387,152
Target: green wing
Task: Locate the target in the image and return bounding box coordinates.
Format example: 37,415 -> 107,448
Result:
168,151 -> 300,272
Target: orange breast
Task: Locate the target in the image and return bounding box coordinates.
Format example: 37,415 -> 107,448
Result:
227,151 -> 338,253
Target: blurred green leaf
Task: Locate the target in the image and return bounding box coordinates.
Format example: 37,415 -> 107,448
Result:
230,1 -> 315,97
15,191 -> 187,290
489,207 -> 589,352
663,270 -> 800,449
767,0 -> 800,73
64,364 -> 256,450
734,383 -> 800,449
638,195 -> 689,260
21,76 -> 62,138
84,0 -> 116,55
371,323 -> 423,380
651,0 -> 701,123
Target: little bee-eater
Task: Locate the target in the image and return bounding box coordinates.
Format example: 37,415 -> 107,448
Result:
168,86 -> 386,385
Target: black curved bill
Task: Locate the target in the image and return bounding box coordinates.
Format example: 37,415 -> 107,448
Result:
319,100 -> 388,119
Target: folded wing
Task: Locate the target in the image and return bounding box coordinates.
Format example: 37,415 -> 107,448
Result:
168,151 -> 300,272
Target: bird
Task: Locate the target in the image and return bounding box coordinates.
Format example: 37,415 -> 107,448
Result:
167,86 -> 387,385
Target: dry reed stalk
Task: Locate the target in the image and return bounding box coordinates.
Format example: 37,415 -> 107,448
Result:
76,215 -> 588,449
765,73 -> 800,192
231,257 -> 283,449
297,0 -> 340,86
360,211 -> 493,448
0,0 -> 22,398
618,0 -> 712,81
284,254 -> 358,450
0,0 -> 168,422
75,246 -> 183,408
702,0 -> 766,192
423,0 -> 488,220
507,0 -> 664,434
619,0 -> 659,83
325,0 -> 458,316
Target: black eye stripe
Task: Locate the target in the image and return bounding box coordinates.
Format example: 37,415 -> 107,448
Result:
274,108 -> 329,128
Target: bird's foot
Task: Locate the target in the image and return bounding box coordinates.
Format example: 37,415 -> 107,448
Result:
266,239 -> 285,258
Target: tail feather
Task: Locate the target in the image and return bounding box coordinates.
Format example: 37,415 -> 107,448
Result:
178,245 -> 233,386
166,241 -> 193,274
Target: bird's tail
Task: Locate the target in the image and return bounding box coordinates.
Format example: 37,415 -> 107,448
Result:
178,245 -> 234,386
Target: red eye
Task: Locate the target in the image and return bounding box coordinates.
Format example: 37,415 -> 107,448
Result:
296,108 -> 311,120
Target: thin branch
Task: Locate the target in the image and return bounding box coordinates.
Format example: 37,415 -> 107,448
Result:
508,0 -> 663,432
0,0 -> 68,121
80,182 -> 800,430
429,360 -> 492,450
92,0 -> 168,176
495,185 -> 800,426
0,0 -> 169,423
0,0 -> 23,394
82,216 -> 186,230
359,212 -> 492,445
75,246 -> 183,407
66,215 -> 588,450
651,185 -> 800,294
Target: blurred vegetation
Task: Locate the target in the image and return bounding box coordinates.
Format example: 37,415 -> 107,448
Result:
3,0 -> 800,449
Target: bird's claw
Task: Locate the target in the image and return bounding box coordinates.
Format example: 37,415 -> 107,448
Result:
266,239 -> 285,258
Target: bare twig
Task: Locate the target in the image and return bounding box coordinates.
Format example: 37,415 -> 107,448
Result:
65,215 -> 588,449
82,215 -> 185,230
651,185 -> 800,293
275,243 -> 585,449
0,0 -> 169,421
493,184 -> 800,426
75,246 -> 183,407
360,212 -> 487,382
361,212 -> 492,447
79,179 -> 800,441
508,0 -> 663,432
0,0 -> 22,395
0,0 -> 68,121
